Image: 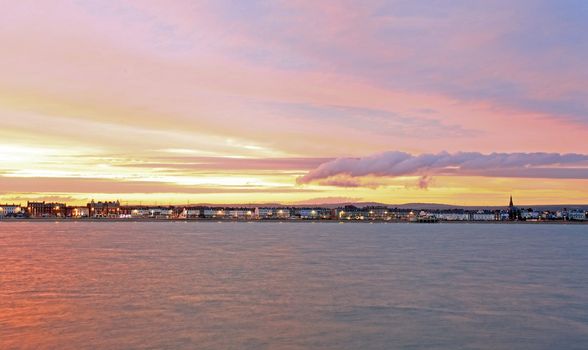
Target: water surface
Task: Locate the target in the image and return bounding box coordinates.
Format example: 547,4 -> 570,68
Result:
1,222 -> 587,349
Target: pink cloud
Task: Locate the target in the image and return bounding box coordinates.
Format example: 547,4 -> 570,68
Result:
298,151 -> 588,186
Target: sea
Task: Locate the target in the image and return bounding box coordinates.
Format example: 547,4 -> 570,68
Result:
1,221 -> 587,349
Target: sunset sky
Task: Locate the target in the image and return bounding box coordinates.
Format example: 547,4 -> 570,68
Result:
1,0 -> 587,206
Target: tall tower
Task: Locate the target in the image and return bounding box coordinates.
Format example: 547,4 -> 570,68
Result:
508,195 -> 518,220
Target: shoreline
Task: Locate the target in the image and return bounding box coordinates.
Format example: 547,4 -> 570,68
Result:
1,218 -> 586,225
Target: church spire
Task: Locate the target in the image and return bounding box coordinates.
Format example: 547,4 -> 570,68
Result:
509,195 -> 514,207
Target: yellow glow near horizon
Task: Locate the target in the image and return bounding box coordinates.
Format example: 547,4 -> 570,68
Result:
1,175 -> 587,207
1,140 -> 587,206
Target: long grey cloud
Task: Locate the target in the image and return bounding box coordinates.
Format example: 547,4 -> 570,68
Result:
297,151 -> 588,185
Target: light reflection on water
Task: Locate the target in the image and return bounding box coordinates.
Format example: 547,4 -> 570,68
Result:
1,222 -> 588,349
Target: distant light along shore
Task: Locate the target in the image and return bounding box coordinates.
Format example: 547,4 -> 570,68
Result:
0,196 -> 586,223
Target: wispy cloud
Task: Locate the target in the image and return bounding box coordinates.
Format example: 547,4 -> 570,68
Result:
261,102 -> 478,138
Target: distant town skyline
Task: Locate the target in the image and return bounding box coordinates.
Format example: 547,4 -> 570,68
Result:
1,1 -> 588,206
2,196 -> 586,222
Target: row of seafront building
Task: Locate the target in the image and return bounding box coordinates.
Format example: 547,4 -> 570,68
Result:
0,198 -> 586,222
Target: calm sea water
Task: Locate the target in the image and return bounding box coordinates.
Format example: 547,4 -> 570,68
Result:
1,222 -> 587,350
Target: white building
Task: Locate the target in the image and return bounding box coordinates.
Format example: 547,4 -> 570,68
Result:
0,204 -> 22,217
568,210 -> 586,221
177,209 -> 200,219
472,211 -> 496,221
433,212 -> 470,221
130,208 -> 151,218
253,208 -> 290,219
202,208 -> 226,218
137,207 -> 174,218
276,209 -> 290,219
228,209 -> 253,219
365,207 -> 389,220
521,210 -> 540,220
254,208 -> 274,219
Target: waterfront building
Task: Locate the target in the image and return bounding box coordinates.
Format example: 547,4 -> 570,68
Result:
202,209 -> 215,218
334,206 -> 353,220
472,211 -> 497,221
433,211 -> 470,221
365,206 -> 389,220
202,208 -> 227,219
178,208 -> 201,219
314,208 -> 332,219
27,201 -> 66,217
146,207 -> 174,219
276,208 -> 291,219
356,210 -> 372,220
254,207 -> 274,219
296,208 -> 329,219
120,206 -> 174,219
408,210 -> 438,222
297,208 -> 320,219
248,207 -> 293,219
521,209 -> 540,221
127,207 -> 151,218
67,206 -> 89,218
87,200 -> 121,218
333,208 -> 348,220
387,209 -> 411,221
0,204 -> 22,217
228,209 -> 252,219
213,208 -> 226,219
567,210 -> 586,221
334,206 -> 367,220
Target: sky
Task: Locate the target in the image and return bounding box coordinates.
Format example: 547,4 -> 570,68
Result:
1,0 -> 587,206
